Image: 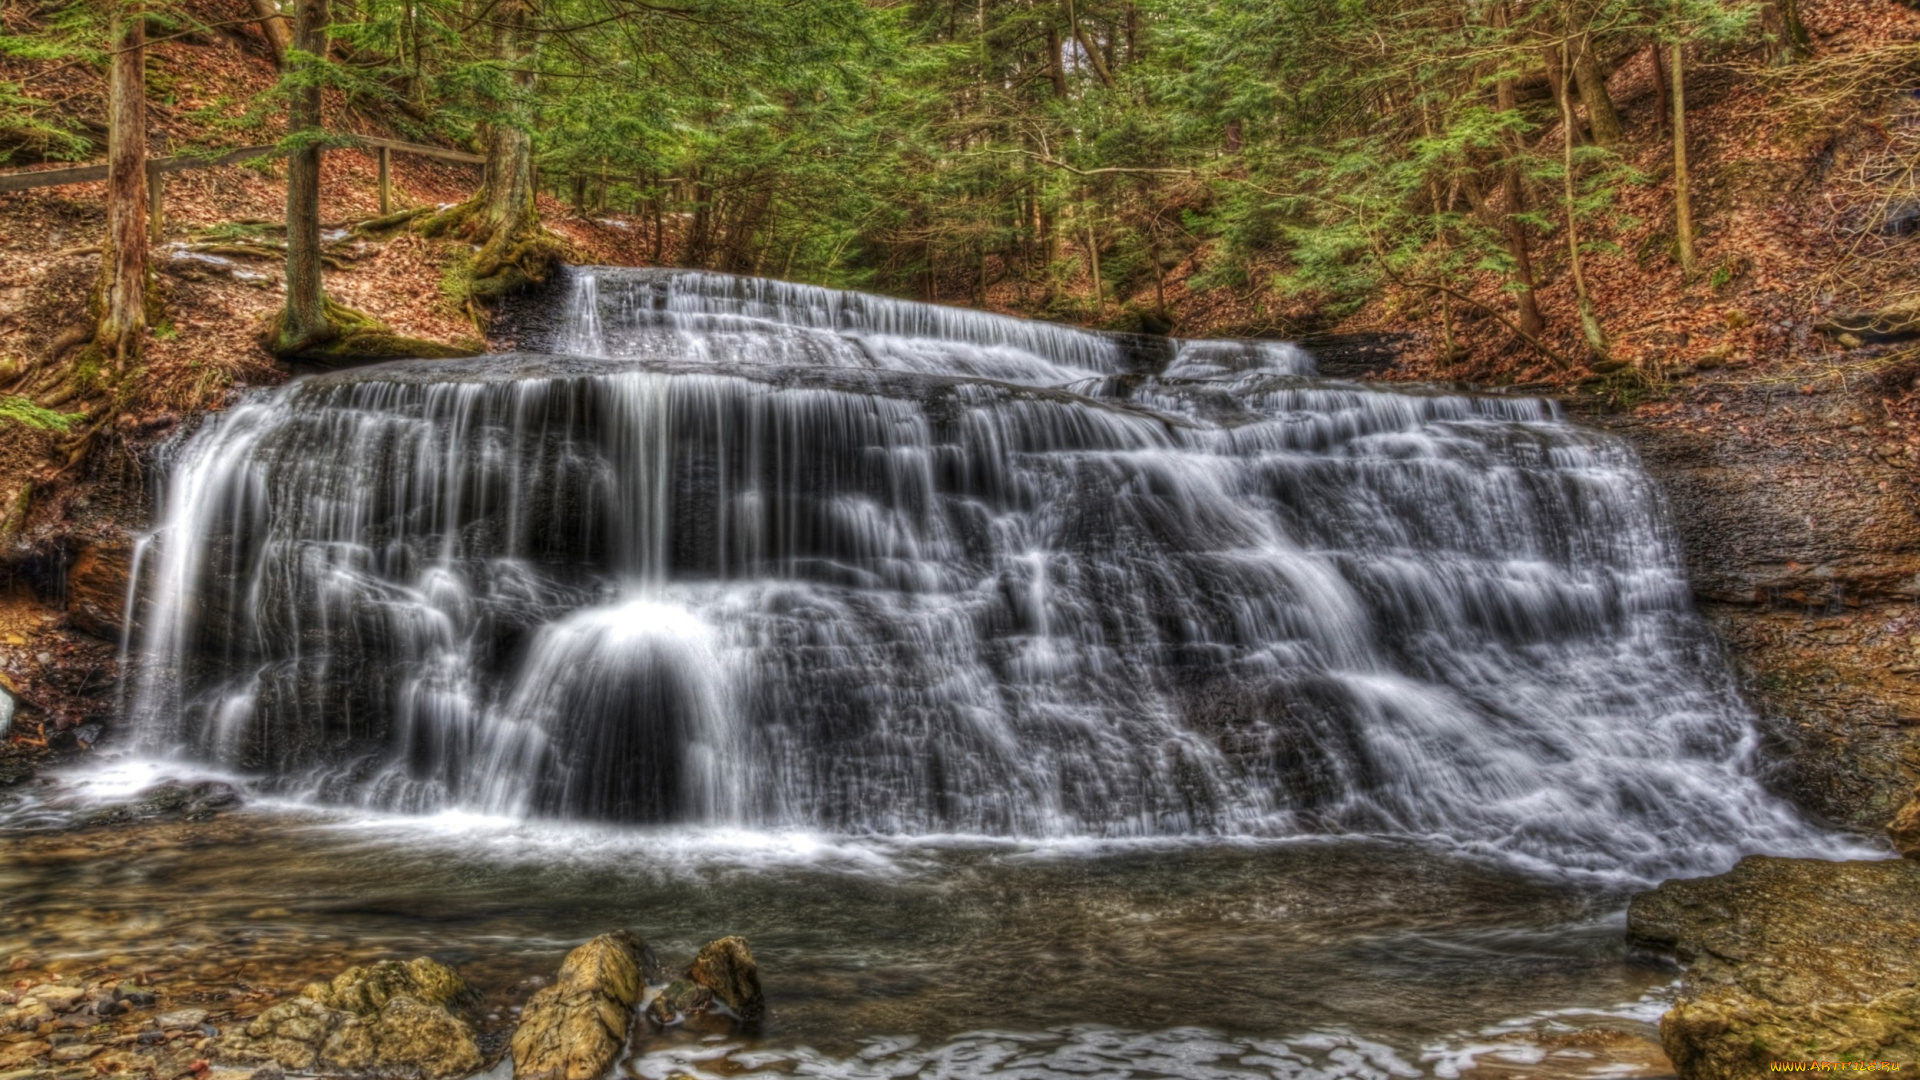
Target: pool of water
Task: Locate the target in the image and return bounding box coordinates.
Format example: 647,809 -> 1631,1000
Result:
0,765 -> 1682,1080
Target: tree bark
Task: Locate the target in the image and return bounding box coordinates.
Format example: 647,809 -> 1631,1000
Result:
1649,42 -> 1670,137
1045,26 -> 1067,97
1672,39 -> 1698,281
277,0 -> 333,353
249,0 -> 291,66
96,4 -> 149,369
1558,36 -> 1610,363
1492,2 -> 1545,338
1571,32 -> 1624,146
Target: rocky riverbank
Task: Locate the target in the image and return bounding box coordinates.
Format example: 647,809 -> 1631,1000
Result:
1,931 -> 765,1080
1629,855 -> 1920,1078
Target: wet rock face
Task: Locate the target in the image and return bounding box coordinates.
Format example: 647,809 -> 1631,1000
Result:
510,932 -> 654,1080
74,780 -> 241,828
1628,855 -> 1920,1078
65,539 -> 135,641
218,957 -> 481,1079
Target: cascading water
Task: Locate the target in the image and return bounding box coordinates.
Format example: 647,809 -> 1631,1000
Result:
124,267 -> 1829,879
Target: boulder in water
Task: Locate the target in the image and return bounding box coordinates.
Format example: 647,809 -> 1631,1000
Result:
686,937 -> 763,1022
510,931 -> 652,1080
218,957 -> 480,1079
1628,855 -> 1920,1078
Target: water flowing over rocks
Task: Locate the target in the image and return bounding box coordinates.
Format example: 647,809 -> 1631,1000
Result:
510,933 -> 655,1080
1628,855 -> 1920,1078
117,266 -> 1838,881
218,958 -> 481,1079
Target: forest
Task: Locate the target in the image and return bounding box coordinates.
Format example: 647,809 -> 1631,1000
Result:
5,0 -> 1911,400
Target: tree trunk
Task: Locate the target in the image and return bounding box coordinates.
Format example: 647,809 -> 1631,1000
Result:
96,5 -> 149,369
480,0 -> 534,239
1542,45 -> 1585,144
1649,42 -> 1670,137
1558,37 -> 1610,363
1045,26 -> 1067,96
249,0 -> 291,66
1765,0 -> 1811,61
276,0 -> 332,353
1501,168 -> 1546,337
1493,1 -> 1545,338
1571,32 -> 1624,146
1672,39 -> 1699,281
1064,0 -> 1114,88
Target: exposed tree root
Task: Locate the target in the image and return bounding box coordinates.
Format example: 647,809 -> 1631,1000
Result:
261,295 -> 480,365
353,207 -> 431,239
419,197 -> 570,302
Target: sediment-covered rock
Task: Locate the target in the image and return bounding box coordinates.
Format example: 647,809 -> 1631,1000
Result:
510,932 -> 653,1080
218,957 -> 480,1079
1628,855 -> 1920,1078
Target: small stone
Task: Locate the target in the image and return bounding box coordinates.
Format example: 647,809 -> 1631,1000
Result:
642,980 -> 710,1028
155,1011 -> 207,1032
245,1064 -> 283,1080
6,1003 -> 53,1032
23,989 -> 83,1015
43,1047 -> 94,1065
0,1042 -> 48,1068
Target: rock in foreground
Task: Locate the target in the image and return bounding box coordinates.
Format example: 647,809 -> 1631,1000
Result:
511,931 -> 656,1080
687,936 -> 764,1022
1628,855 -> 1920,1078
219,957 -> 481,1079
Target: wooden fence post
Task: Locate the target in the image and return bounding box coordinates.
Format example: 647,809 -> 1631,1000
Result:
377,145 -> 391,214
145,161 -> 164,242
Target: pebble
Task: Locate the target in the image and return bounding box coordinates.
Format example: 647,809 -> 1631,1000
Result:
46,1046 -> 96,1064
154,1010 -> 207,1032
23,989 -> 82,1014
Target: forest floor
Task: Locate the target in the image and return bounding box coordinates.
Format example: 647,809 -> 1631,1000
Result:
0,0 -> 1918,834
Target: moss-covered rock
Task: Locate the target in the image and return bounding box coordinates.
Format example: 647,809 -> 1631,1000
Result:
302,957 -> 479,1016
1628,856 -> 1920,1078
220,957 -> 481,1079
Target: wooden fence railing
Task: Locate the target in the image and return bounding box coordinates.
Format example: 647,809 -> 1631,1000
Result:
0,136 -> 486,239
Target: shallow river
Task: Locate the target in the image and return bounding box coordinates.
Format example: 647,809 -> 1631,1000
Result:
1,765 -> 1682,1080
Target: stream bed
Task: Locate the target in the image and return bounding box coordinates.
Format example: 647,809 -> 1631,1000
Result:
2,766 -> 1681,1080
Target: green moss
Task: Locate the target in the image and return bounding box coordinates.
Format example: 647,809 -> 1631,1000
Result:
0,395 -> 83,433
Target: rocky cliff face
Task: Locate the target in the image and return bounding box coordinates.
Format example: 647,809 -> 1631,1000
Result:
1596,369 -> 1920,832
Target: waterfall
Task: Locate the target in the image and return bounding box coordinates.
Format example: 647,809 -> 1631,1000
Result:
124,267 -> 1829,878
